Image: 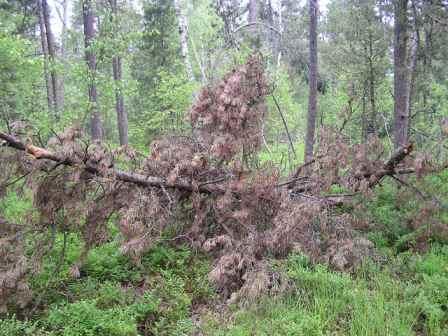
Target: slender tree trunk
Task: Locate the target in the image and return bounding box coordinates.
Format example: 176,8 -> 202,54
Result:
173,0 -> 195,81
112,56 -> 128,145
82,0 -> 102,141
408,0 -> 420,120
393,0 -> 410,148
407,31 -> 418,119
304,0 -> 318,162
41,0 -> 61,117
248,0 -> 258,23
368,31 -> 377,136
37,0 -> 54,112
272,0 -> 283,66
56,0 -> 69,57
215,0 -> 239,47
362,80 -> 368,142
109,0 -> 128,145
55,0 -> 69,109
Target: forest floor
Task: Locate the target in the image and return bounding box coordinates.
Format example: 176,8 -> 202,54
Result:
1,176 -> 448,336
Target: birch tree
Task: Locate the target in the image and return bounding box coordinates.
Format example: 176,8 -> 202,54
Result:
173,0 -> 195,81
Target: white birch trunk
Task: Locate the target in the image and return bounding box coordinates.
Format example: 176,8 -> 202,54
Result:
173,0 -> 195,82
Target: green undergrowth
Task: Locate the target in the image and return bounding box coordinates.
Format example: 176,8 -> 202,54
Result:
364,170 -> 448,252
1,173 -> 448,335
4,243 -> 448,336
1,231 -> 213,336
200,247 -> 448,336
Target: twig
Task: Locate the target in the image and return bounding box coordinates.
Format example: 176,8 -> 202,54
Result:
199,177 -> 228,187
233,21 -> 282,35
271,94 -> 297,160
391,174 -> 448,210
0,172 -> 31,189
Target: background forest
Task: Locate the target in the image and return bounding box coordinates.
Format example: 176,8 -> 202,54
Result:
1,0 -> 448,335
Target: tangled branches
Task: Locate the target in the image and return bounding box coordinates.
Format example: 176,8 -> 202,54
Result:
0,56 -> 442,311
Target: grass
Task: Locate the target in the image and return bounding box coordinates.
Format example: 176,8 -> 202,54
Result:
200,249 -> 448,335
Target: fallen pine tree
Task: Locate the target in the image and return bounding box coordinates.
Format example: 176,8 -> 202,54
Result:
0,56 -> 444,312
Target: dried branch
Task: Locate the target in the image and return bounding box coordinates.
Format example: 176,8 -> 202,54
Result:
0,132 -> 224,194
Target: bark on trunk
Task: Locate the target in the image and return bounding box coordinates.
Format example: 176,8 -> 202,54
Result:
55,0 -> 68,109
248,0 -> 258,24
272,0 -> 283,66
112,56 -> 129,146
361,80 -> 368,142
368,31 -> 376,136
393,0 -> 410,149
82,0 -> 102,141
37,0 -> 54,113
247,0 -> 259,40
304,0 -> 318,162
215,0 -> 239,47
41,0 -> 61,117
173,0 -> 195,81
109,0 -> 129,146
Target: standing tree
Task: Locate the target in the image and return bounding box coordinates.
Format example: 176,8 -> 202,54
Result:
173,0 -> 195,81
393,0 -> 410,148
304,0 -> 318,162
37,0 -> 53,113
215,0 -> 241,47
82,0 -> 102,141
248,0 -> 258,24
109,0 -> 128,145
40,0 -> 61,117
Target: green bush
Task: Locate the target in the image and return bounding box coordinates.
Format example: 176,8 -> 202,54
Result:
83,242 -> 141,283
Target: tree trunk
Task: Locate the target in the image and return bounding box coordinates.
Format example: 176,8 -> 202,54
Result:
408,0 -> 420,120
304,0 -> 318,162
109,0 -> 129,146
112,56 -> 128,146
56,0 -> 69,57
393,0 -> 410,148
361,80 -> 368,142
37,0 -> 54,113
248,0 -> 258,24
272,0 -> 283,66
368,30 -> 376,136
41,0 -> 61,117
82,0 -> 102,141
173,0 -> 195,81
55,0 -> 69,109
215,0 -> 239,47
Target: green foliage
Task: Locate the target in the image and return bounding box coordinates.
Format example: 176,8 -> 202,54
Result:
0,33 -> 44,130
202,249 -> 448,336
83,242 -> 140,283
363,170 -> 448,252
129,69 -> 197,149
23,236 -> 212,336
0,316 -> 48,336
0,188 -> 33,223
45,300 -> 139,336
